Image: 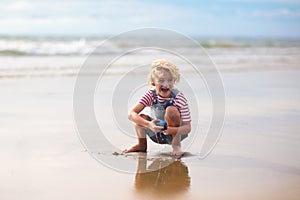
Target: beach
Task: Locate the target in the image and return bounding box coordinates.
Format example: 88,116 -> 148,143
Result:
1,36 -> 300,199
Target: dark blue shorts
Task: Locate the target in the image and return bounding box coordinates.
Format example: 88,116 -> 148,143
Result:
146,130 -> 188,145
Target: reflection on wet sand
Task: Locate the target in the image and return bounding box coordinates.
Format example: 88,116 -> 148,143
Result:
134,156 -> 191,197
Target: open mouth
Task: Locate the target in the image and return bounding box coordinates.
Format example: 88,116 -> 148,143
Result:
161,88 -> 169,93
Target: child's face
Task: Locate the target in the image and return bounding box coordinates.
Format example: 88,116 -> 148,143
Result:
153,69 -> 175,98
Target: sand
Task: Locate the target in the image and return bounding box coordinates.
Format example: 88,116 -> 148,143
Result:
1,70 -> 300,200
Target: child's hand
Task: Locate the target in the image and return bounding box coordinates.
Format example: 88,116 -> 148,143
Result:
147,119 -> 164,132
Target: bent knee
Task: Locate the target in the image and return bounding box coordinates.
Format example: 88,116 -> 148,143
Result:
165,106 -> 180,121
140,114 -> 151,121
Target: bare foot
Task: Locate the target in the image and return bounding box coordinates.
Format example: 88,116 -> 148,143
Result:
171,145 -> 184,158
123,144 -> 147,153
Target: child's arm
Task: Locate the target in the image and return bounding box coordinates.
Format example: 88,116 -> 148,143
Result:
128,103 -> 164,133
128,103 -> 149,127
163,121 -> 191,136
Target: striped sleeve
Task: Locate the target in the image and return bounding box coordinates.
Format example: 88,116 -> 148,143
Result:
139,90 -> 153,107
174,92 -> 192,122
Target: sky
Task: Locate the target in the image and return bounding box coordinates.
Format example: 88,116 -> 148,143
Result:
0,0 -> 300,38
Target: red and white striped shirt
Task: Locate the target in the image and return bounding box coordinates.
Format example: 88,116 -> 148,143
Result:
139,89 -> 192,122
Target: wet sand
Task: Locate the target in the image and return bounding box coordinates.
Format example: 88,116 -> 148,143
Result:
1,70 -> 300,199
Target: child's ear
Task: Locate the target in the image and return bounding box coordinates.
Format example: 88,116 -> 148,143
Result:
151,81 -> 155,86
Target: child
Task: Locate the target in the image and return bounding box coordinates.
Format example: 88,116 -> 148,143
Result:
124,59 -> 191,156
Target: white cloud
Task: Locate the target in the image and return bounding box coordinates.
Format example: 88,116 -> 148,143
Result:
0,0 -> 190,26
0,16 -> 105,25
221,0 -> 300,3
6,1 -> 33,11
253,8 -> 300,18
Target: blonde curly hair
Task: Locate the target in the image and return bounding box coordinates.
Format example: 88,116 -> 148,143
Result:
148,59 -> 180,86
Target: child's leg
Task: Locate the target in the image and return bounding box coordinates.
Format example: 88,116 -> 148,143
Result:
164,106 -> 183,156
124,114 -> 150,153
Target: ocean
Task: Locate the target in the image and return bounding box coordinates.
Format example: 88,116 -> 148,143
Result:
0,35 -> 299,78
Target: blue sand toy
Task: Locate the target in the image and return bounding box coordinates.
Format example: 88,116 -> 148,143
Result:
156,120 -> 168,131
